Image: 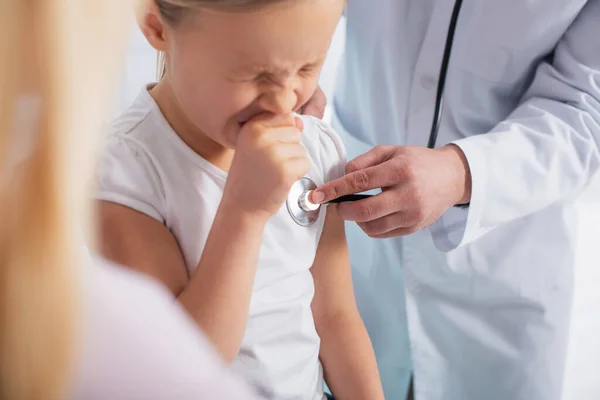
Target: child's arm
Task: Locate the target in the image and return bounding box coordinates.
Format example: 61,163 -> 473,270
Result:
100,199 -> 267,363
311,205 -> 385,400
99,114 -> 309,363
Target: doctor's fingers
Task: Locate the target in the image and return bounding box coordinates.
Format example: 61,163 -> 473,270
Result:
311,161 -> 401,204
369,225 -> 420,239
345,145 -> 397,174
357,210 -> 422,238
337,189 -> 409,223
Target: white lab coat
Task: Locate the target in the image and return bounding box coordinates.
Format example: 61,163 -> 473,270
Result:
333,1 -> 600,399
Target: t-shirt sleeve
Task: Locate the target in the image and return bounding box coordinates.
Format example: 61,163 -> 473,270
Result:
95,136 -> 165,224
303,116 -> 348,185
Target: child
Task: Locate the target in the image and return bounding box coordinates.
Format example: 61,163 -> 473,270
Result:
96,0 -> 384,399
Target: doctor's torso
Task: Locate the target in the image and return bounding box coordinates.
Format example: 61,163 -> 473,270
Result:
333,1 -> 598,399
334,0 -> 588,148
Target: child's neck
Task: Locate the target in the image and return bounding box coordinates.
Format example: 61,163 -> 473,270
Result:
149,81 -> 234,172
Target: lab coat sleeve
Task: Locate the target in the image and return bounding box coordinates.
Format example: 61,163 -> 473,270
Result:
430,0 -> 600,252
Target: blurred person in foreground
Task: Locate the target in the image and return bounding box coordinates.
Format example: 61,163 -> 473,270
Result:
0,1 -> 259,399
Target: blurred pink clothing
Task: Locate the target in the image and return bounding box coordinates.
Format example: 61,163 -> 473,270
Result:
70,256 -> 260,400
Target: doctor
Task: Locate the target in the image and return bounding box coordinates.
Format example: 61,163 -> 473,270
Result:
305,1 -> 600,399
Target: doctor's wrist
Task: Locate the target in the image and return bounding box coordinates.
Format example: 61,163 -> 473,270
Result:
439,144 -> 472,206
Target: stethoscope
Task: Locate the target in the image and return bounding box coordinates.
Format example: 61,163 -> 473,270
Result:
287,0 -> 464,226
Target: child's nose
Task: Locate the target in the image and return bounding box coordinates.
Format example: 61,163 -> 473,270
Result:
258,87 -> 298,115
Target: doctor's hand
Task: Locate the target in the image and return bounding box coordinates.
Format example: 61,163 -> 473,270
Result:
310,145 -> 472,238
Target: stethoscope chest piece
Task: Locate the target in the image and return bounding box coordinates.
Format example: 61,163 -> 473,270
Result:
287,177 -> 321,226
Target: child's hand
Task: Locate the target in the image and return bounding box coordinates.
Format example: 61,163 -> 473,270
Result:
222,114 -> 310,220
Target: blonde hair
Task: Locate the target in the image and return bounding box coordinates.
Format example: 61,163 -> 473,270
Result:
0,0 -> 130,399
152,0 -> 292,80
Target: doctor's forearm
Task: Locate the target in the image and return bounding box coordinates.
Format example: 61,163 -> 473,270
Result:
438,4 -> 600,250
452,99 -> 600,225
177,204 -> 267,363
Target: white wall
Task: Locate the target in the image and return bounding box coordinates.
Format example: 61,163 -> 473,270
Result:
112,21 -> 158,116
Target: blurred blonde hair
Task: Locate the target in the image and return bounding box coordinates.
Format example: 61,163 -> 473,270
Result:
0,0 -> 130,399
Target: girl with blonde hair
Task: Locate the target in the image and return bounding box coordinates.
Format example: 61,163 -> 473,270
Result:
97,0 -> 385,399
0,0 -> 258,399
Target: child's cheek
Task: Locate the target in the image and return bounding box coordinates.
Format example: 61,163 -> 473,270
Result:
228,82 -> 262,110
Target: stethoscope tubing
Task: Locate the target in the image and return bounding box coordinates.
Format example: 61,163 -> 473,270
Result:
326,194 -> 372,204
427,0 -> 463,150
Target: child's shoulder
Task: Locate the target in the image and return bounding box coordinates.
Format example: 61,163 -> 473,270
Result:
96,98 -> 168,224
298,115 -> 345,155
298,115 -> 347,183
101,89 -> 178,175
107,89 -> 161,144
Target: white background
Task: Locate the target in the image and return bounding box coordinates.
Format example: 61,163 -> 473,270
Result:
115,16 -> 599,398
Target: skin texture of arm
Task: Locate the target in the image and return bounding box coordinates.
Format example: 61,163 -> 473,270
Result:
310,205 -> 385,400
99,200 -> 267,363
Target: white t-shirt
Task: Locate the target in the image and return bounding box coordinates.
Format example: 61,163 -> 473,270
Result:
95,88 -> 346,400
71,255 -> 259,400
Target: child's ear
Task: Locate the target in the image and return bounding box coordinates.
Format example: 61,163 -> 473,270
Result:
136,1 -> 168,52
